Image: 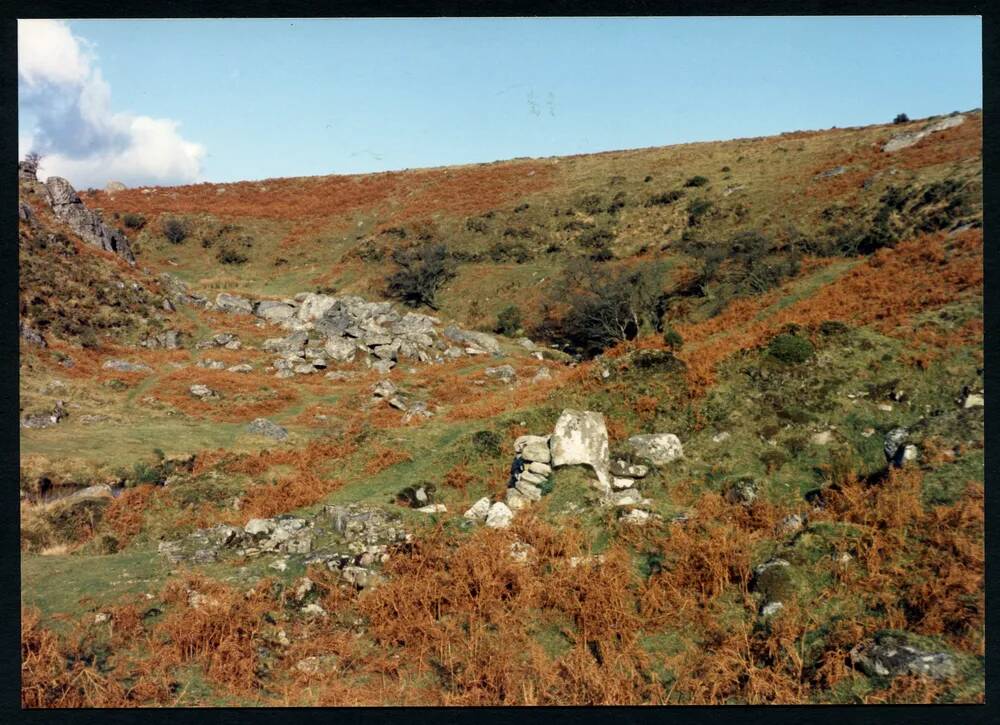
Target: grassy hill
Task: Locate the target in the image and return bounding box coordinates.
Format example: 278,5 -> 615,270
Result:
20,111 -> 983,706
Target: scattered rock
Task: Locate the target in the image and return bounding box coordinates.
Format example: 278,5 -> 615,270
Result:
963,392 -> 984,408
246,418 -> 288,440
601,489 -> 643,507
620,509 -> 651,525
627,433 -> 683,465
610,458 -> 649,478
214,292 -> 254,315
850,632 -> 956,680
761,602 -> 784,617
416,504 -> 447,514
21,400 -> 68,429
443,325 -> 501,355
884,427 -> 914,467
485,364 -> 516,383
102,359 -> 152,373
255,300 -> 297,323
189,384 -> 219,400
485,501 -> 513,528
532,367 -> 552,383
778,514 -> 805,535
811,430 -> 835,446
19,320 -> 46,347
723,477 -> 758,507
463,497 -> 491,521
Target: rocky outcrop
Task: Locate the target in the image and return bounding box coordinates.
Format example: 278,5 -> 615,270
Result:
19,320 -> 46,348
850,632 -> 956,680
43,177 -> 135,264
21,400 -> 68,429
883,114 -> 965,153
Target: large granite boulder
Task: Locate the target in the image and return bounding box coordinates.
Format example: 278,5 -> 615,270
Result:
549,409 -> 611,489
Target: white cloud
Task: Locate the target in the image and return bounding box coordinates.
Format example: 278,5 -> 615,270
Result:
18,19 -> 206,188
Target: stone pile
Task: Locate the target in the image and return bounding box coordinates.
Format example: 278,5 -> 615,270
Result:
158,503 -> 411,590
196,332 -> 242,350
204,290 -> 502,376
462,409 -> 682,527
370,379 -> 432,421
505,434 -> 553,511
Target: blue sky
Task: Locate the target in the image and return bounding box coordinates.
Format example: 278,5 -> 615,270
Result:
18,17 -> 982,188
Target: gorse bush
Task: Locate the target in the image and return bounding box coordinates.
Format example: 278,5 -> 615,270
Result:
494,305 -> 523,336
216,247 -> 248,265
662,325 -> 684,351
385,243 -> 456,310
684,175 -> 710,188
894,113 -> 910,124
122,213 -> 146,230
767,333 -> 815,364
488,240 -> 533,264
687,198 -> 714,226
161,217 -> 189,244
645,190 -> 684,207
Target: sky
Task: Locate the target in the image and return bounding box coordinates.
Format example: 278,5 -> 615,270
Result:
18,17 -> 983,189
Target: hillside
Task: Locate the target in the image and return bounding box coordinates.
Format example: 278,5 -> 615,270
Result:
20,111 -> 984,706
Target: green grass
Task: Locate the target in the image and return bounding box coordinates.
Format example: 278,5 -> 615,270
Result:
22,546 -> 169,623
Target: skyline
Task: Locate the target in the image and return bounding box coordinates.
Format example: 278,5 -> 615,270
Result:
18,17 -> 983,188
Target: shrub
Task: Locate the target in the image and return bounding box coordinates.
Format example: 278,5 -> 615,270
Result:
216,247 -> 248,265
645,190 -> 684,207
893,113 -> 910,124
385,243 -> 456,310
684,175 -> 709,188
161,217 -> 189,244
502,226 -> 535,240
495,305 -> 523,336
488,241 -> 533,264
662,325 -> 684,351
686,198 -> 714,226
589,242 -> 614,262
766,333 -> 814,364
578,228 -> 615,249
471,430 -> 503,457
465,217 -> 489,233
606,191 -> 627,214
580,193 -> 604,215
122,213 -> 146,230
542,258 -> 668,356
